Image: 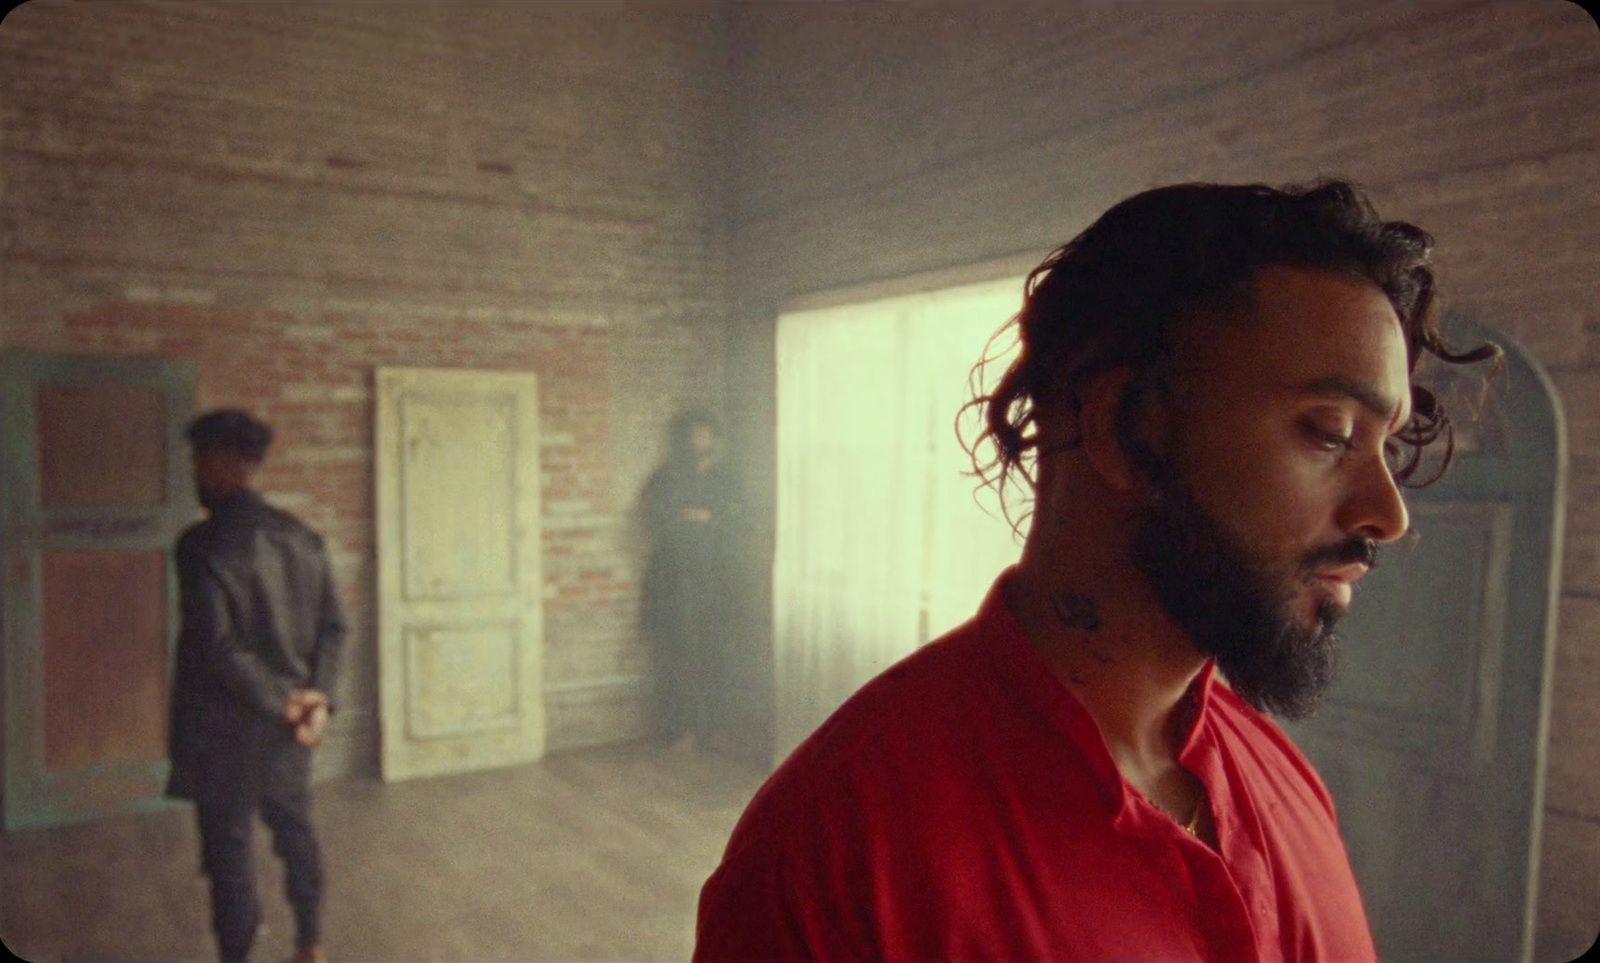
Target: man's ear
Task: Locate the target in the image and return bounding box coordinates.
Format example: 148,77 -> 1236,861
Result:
1076,366 -> 1157,493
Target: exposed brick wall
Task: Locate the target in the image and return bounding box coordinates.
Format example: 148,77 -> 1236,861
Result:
723,1 -> 1599,957
0,0 -> 733,771
5,0 -> 1596,951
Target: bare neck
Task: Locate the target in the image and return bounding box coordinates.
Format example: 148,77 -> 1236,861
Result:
1005,470 -> 1208,781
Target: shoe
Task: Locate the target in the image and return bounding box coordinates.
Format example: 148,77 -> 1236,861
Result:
294,944 -> 327,963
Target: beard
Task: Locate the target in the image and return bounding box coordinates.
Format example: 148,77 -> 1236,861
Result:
1127,460 -> 1376,721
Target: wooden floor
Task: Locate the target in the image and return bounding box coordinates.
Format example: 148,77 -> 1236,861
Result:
0,743 -> 770,962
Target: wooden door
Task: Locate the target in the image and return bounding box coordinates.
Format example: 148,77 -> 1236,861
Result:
1284,319 -> 1564,961
1,351 -> 196,829
375,368 -> 545,782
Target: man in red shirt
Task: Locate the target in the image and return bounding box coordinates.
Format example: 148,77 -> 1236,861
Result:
694,181 -> 1499,961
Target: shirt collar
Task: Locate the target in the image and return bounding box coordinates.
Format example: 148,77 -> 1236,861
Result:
971,569 -> 1218,826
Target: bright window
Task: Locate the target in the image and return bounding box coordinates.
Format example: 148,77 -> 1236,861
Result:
773,276 -> 1026,758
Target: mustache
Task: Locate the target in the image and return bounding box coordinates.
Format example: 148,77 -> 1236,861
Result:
1303,537 -> 1379,573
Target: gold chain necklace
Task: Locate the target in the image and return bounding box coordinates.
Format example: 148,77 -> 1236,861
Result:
1183,793 -> 1205,836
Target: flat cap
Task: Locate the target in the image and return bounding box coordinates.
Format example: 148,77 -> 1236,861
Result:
187,409 -> 273,460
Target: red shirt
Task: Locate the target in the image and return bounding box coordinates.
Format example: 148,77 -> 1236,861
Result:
695,577 -> 1376,962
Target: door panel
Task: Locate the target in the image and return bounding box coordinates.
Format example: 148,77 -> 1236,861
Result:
1,351 -> 196,830
1284,319 -> 1564,961
36,382 -> 168,508
376,368 -> 545,782
400,393 -> 519,599
41,548 -> 168,770
403,621 -> 523,739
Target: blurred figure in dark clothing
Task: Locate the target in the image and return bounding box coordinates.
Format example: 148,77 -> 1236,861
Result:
168,409 -> 344,963
640,408 -> 741,752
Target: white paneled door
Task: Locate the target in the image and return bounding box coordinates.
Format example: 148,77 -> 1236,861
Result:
376,368 -> 545,782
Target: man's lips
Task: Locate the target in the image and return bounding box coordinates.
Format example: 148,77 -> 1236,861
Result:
1314,562 -> 1371,585
1310,563 -> 1369,608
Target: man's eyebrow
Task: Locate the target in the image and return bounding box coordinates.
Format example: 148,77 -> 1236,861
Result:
1292,375 -> 1405,422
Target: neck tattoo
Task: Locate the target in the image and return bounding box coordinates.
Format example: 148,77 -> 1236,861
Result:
1053,592 -> 1103,631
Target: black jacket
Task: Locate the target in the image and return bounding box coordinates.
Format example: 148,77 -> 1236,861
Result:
166,490 -> 346,802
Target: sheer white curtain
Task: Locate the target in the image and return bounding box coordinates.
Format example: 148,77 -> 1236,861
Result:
774,278 -> 1025,761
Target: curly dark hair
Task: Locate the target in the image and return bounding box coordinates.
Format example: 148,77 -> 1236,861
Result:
963,179 -> 1500,530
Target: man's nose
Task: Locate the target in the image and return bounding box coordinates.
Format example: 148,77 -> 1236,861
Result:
1340,454 -> 1410,543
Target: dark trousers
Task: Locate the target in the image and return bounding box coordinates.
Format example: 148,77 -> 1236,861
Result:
195,784 -> 323,963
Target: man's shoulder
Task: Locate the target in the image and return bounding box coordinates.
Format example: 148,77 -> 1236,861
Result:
806,623 -> 992,746
256,501 -> 324,544
730,623 -> 1003,834
178,496 -> 326,560
176,516 -> 224,561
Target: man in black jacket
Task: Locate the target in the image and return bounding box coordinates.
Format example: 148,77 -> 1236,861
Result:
167,409 -> 345,963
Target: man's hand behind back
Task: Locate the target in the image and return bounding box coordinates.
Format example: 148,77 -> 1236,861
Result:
284,689 -> 331,748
